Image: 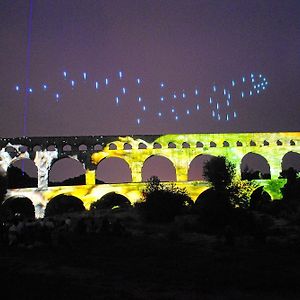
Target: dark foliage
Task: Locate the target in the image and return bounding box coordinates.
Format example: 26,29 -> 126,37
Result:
45,194 -> 85,217
49,174 -> 104,186
0,172 -> 7,203
91,192 -> 131,210
280,167 -> 300,209
194,189 -> 232,232
265,199 -> 289,217
203,156 -> 235,191
0,196 -> 35,221
195,157 -> 258,233
136,176 -> 193,223
242,166 -> 271,180
250,187 -> 272,211
195,190 -> 260,235
7,166 -> 37,188
198,156 -> 235,213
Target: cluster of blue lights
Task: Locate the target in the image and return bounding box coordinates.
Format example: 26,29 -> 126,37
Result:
13,70 -> 269,125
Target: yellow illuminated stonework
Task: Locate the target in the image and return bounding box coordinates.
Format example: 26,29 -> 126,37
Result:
1,132 -> 299,217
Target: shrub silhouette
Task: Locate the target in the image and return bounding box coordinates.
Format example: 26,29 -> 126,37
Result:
250,187 -> 272,211
195,188 -> 232,231
280,167 -> 300,210
0,172 -> 7,204
196,156 -> 235,217
136,176 -> 192,223
195,157 -> 256,232
49,174 -> 104,186
203,156 -> 235,192
91,192 -> 131,210
45,194 -> 85,217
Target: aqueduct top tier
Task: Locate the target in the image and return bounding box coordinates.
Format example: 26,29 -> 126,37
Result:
0,132 -> 299,189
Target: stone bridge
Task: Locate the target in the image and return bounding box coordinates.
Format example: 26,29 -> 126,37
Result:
1,132 -> 299,217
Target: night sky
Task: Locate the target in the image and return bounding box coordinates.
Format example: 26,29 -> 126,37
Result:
0,1 -> 299,181
1,0 -> 299,138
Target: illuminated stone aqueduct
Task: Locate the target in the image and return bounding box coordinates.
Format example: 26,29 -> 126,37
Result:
0,132 -> 299,218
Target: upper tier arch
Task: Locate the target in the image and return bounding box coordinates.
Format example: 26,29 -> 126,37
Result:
0,132 -> 299,188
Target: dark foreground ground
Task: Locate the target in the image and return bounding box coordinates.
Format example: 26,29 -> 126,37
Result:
1,231 -> 300,300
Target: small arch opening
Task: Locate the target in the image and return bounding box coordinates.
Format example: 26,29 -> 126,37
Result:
79,144 -> 88,151
196,141 -> 204,148
236,141 -> 243,147
47,145 -> 56,151
223,141 -> 229,147
5,146 -> 17,155
19,145 -> 28,153
109,143 -> 117,150
250,140 -> 256,146
94,144 -> 103,151
182,142 -> 190,148
63,144 -> 72,151
153,142 -> 162,149
33,145 -> 42,152
138,143 -> 147,149
168,142 -> 176,148
123,143 -> 132,150
263,140 -> 269,146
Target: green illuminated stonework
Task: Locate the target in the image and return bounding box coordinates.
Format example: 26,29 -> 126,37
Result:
1,132 -> 299,217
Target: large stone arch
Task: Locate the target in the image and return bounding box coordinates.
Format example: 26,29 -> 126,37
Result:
281,151 -> 300,171
44,194 -> 85,217
0,132 -> 299,207
9,158 -> 38,176
7,158 -> 38,188
142,155 -> 176,182
96,157 -> 132,183
49,157 -> 86,186
188,154 -> 216,181
91,192 -> 131,210
1,196 -> 35,220
241,152 -> 271,180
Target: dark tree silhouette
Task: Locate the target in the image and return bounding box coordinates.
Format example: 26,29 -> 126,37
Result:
250,187 -> 272,211
136,176 -> 193,222
203,156 -> 235,191
242,166 -> 271,180
0,172 -> 7,204
195,156 -> 257,233
49,174 -> 104,186
280,167 -> 300,209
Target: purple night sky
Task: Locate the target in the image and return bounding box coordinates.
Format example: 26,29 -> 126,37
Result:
0,1 -> 299,181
